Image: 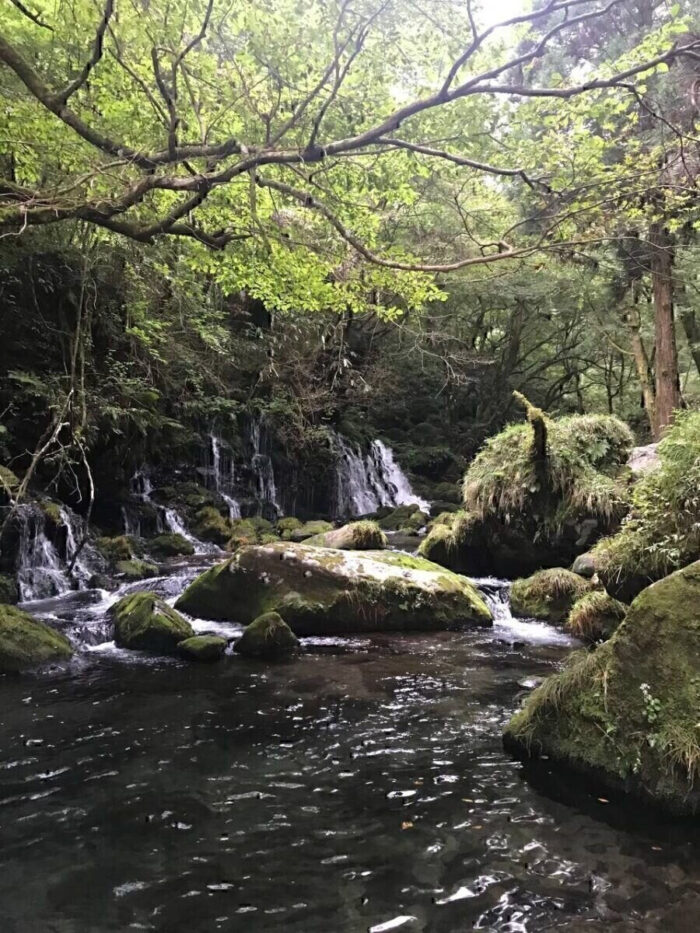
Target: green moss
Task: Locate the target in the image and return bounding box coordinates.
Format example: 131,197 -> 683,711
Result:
39,499 -> 63,528
115,558 -> 159,581
505,560 -> 700,814
97,535 -> 133,562
510,568 -> 592,624
177,634 -> 227,662
432,482 -> 461,504
305,520 -> 387,550
378,504 -> 422,531
591,410 -> 700,600
148,533 -> 195,558
175,542 -> 492,634
565,590 -> 627,644
193,506 -> 231,545
277,517 -> 302,534
112,592 -> 194,653
0,604 -> 73,672
0,573 -> 19,605
283,520 -> 334,541
234,611 -> 299,659
0,465 -> 19,498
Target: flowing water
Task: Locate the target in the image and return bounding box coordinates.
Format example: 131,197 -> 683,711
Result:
1,561 -> 699,931
333,436 -> 430,517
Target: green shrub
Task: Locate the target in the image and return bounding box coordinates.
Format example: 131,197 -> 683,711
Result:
592,410 -> 700,597
566,591 -> 627,644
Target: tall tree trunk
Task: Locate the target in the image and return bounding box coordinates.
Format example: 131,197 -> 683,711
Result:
621,303 -> 656,437
649,222 -> 680,437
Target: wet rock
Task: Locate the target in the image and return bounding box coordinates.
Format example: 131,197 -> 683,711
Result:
504,560 -> 700,814
115,559 -> 159,581
177,634 -> 227,662
570,552 -> 599,578
378,504 -> 429,533
112,592 -> 194,653
96,535 -> 134,563
510,568 -> 592,624
175,542 -> 492,635
0,604 -> 73,672
234,611 -> 299,659
628,443 -> 660,475
304,520 -> 387,550
148,533 -> 195,558
283,520 -> 333,542
192,506 -> 230,546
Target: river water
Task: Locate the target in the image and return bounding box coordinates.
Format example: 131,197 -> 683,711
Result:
1,560 -> 699,932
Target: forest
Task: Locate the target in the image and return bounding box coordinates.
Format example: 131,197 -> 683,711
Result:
0,0 -> 699,930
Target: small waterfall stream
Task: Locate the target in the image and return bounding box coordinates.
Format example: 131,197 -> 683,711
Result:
125,469 -> 215,553
333,434 -> 430,517
205,434 -> 241,519
248,417 -> 282,515
15,503 -> 105,602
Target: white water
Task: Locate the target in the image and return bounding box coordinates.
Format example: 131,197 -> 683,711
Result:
206,434 -> 241,519
248,417 -> 282,515
333,434 -> 430,517
15,502 -> 105,601
474,577 -> 577,647
126,468 -> 216,554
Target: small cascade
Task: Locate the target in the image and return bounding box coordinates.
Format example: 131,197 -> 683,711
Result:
60,506 -> 106,588
332,433 -> 429,517
15,504 -> 70,601
15,502 -> 105,601
248,417 -> 282,515
205,433 -> 241,519
473,577 -> 576,647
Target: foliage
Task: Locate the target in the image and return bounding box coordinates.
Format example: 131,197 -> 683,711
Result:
565,591 -> 628,644
593,409 -> 700,593
510,568 -> 593,624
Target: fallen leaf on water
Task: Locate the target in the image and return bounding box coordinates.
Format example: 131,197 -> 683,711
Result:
461,798 -> 473,803
651,846 -> 662,851
401,821 -> 413,830
597,797 -> 609,804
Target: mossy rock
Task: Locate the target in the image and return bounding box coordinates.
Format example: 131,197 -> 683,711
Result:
260,533 -> 280,545
0,604 -> 73,672
193,506 -> 230,546
565,591 -> 627,644
277,517 -> 302,535
112,592 -> 194,653
510,568 -> 592,624
570,552 -> 600,579
177,634 -> 227,662
114,559 -> 159,581
284,520 -> 334,542
148,533 -> 195,558
97,535 -> 133,563
234,611 -> 299,659
0,465 -> 19,502
305,520 -> 387,550
504,561 -> 700,814
175,542 -> 492,636
226,518 -> 260,551
378,504 -> 422,531
0,573 -> 19,605
40,499 -> 63,528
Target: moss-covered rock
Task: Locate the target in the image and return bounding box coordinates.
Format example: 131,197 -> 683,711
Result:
0,465 -> 19,503
504,561 -> 700,814
177,634 -> 227,662
377,504 -> 428,532
175,542 -> 492,635
148,533 -> 195,558
96,535 -> 134,563
565,591 -> 627,644
277,517 -> 302,535
423,407 -> 634,578
283,520 -> 334,542
112,592 -> 194,653
192,506 -> 230,546
115,559 -> 159,581
0,573 -> 19,605
510,568 -> 592,624
305,520 -> 387,550
0,604 -> 73,672
234,611 -> 299,659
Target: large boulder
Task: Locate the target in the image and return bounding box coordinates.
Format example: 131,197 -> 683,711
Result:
234,611 -> 299,659
175,542 -> 492,635
0,604 -> 73,672
283,520 -> 333,542
115,559 -> 159,581
112,592 -> 194,653
504,561 -> 700,814
510,568 -> 592,624
421,403 -> 634,578
148,533 -> 195,558
304,520 -> 387,550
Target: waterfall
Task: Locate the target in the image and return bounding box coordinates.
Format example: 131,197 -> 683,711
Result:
15,502 -> 104,601
332,434 -> 430,517
206,434 -> 241,519
473,577 -> 576,647
248,417 -> 282,515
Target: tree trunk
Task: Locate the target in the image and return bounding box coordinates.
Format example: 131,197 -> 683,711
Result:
649,222 -> 680,437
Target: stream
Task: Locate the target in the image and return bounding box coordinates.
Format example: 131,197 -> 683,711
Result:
1,557 -> 699,932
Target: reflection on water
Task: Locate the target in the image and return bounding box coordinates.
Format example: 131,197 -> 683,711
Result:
1,566 -> 698,931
